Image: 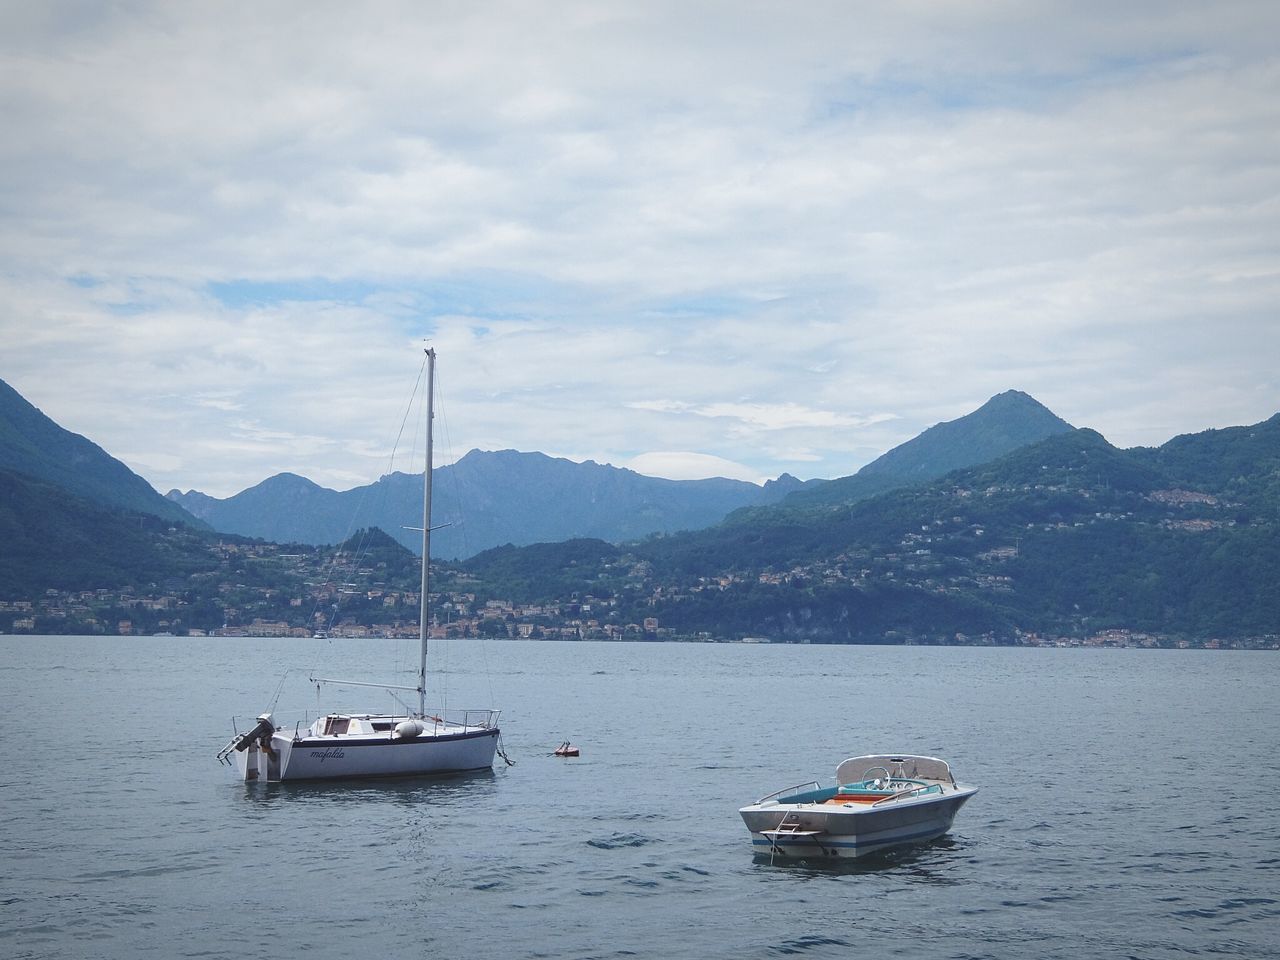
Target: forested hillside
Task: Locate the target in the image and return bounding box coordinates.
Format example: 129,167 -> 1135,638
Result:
460,424 -> 1280,643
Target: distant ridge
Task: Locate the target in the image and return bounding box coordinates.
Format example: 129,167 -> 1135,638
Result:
786,390 -> 1075,507
0,378 -> 199,526
168,449 -> 821,559
167,391 -> 1076,556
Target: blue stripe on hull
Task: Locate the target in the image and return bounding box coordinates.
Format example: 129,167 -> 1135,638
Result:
751,822 -> 950,856
278,763 -> 496,782
286,727 -> 498,748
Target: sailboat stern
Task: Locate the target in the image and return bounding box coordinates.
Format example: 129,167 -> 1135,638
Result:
230,732 -> 295,782
216,714 -> 297,782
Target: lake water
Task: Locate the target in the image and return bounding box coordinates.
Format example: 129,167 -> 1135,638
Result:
2,637 -> 1278,959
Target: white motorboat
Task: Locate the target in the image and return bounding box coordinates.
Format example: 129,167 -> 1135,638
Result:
739,754 -> 977,860
216,348 -> 501,782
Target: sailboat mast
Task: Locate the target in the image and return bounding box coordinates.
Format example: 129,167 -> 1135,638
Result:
418,347 -> 435,718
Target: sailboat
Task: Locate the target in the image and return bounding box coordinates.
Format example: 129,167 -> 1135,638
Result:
217,348 -> 501,781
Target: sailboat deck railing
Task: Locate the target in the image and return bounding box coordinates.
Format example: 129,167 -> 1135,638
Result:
227,707 -> 500,740
424,709 -> 502,730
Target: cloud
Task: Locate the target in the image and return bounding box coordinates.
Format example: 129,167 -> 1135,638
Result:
2,2 -> 1279,496
624,451 -> 763,483
628,399 -> 894,431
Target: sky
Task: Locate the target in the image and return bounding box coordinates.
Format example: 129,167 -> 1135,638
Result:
2,1 -> 1278,498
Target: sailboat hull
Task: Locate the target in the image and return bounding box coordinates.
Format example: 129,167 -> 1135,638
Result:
234,727 -> 500,782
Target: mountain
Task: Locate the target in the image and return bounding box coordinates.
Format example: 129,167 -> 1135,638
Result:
168,391 -> 1073,557
0,467 -> 218,600
169,449 -> 821,559
5,377 -> 1278,643
0,378 -> 199,526
462,415 -> 1280,643
171,471 -> 369,545
639,425 -> 1171,579
785,390 -> 1075,508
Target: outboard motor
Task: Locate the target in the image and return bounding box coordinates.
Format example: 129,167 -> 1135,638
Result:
233,713 -> 275,752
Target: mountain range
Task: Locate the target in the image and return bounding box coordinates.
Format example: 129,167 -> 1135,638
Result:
464,415 -> 1280,642
166,451 -> 819,559
5,371 -> 1277,642
2,374 -> 1082,561
167,389 -> 1075,557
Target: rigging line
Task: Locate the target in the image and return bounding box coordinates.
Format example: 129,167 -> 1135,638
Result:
428,358 -> 447,706
479,619 -> 497,708
434,365 -> 498,710
432,368 -> 473,706
434,371 -> 472,561
365,347 -> 431,684
306,352 -> 431,680
393,362 -> 429,684
390,351 -> 430,480
425,363 -> 454,706
304,481 -> 393,655
439,627 -> 448,709
496,734 -> 515,766
303,374 -> 421,642
265,668 -> 293,715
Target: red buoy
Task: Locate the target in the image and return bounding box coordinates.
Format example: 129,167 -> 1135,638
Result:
554,741 -> 580,757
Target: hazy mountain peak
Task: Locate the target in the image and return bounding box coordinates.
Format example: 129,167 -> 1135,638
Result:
256,471 -> 328,491
857,390 -> 1074,481
784,390 -> 1075,508
980,388 -> 1046,409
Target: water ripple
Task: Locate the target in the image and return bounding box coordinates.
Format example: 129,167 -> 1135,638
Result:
772,935 -> 854,955
586,832 -> 657,850
5,638 -> 1280,960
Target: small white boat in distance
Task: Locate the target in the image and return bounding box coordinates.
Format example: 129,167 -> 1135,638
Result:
216,348 -> 501,782
740,754 -> 977,860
